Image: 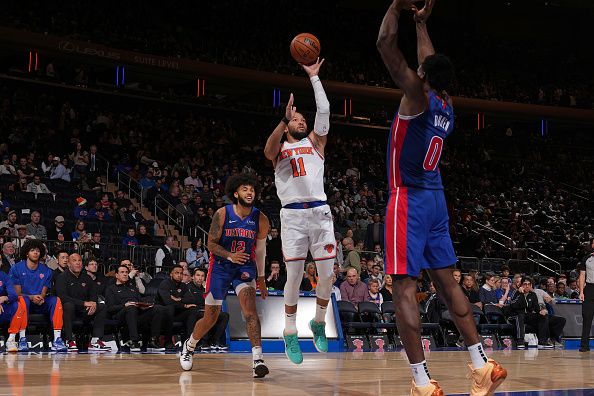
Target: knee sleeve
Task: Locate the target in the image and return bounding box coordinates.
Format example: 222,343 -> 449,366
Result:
314,259 -> 334,301
284,260 -> 305,306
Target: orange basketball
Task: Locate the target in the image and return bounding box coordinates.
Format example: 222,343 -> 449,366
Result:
290,33 -> 321,65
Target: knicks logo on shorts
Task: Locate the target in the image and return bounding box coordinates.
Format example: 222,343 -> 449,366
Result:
241,272 -> 250,280
324,244 -> 334,253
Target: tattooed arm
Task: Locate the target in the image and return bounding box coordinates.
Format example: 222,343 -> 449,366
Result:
207,208 -> 250,264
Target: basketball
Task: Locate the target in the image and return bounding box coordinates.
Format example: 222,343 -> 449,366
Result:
290,33 -> 321,65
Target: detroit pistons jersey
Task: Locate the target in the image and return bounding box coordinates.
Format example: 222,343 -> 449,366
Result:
275,137 -> 327,206
211,205 -> 260,266
387,90 -> 454,191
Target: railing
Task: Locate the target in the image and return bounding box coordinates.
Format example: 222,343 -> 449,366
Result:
526,248 -> 562,276
116,169 -> 144,209
154,195 -> 185,262
472,221 -> 561,275
96,153 -> 111,186
23,239 -> 180,273
191,224 -> 209,246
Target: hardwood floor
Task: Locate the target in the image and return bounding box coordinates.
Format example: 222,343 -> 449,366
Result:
1,349 -> 593,395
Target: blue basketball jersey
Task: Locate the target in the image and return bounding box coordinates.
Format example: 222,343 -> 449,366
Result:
0,271 -> 18,303
9,260 -> 53,295
212,205 -> 260,266
386,90 -> 454,191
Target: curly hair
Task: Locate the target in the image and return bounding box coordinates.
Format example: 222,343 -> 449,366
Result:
20,239 -> 47,260
422,54 -> 455,93
225,173 -> 260,204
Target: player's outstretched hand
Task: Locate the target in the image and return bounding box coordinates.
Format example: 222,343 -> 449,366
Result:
229,251 -> 251,264
301,57 -> 324,78
413,0 -> 435,23
394,0 -> 419,11
285,93 -> 296,122
257,276 -> 268,300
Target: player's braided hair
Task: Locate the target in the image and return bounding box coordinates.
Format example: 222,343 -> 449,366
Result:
20,238 -> 47,260
225,173 -> 260,204
422,54 -> 455,94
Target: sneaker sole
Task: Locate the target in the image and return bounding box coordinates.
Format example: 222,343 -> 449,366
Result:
253,365 -> 269,378
308,321 -> 328,354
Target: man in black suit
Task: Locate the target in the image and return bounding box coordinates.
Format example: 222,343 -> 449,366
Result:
0,241 -> 17,273
365,214 -> 384,252
183,268 -> 229,351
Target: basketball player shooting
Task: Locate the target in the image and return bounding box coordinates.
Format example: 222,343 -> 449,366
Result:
264,58 -> 335,365
179,174 -> 270,379
376,1 -> 506,395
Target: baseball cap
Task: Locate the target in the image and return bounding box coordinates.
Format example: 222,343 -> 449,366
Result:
152,161 -> 159,168
53,156 -> 60,161
76,197 -> 87,206
55,215 -> 65,222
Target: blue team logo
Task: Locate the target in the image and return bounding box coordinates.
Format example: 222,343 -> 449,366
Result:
39,273 -> 45,279
241,272 -> 250,280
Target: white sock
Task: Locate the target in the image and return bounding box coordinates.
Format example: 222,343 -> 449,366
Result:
53,330 -> 61,340
411,360 -> 431,386
187,335 -> 200,351
8,334 -> 16,342
91,337 -> 99,344
252,346 -> 263,361
467,343 -> 488,369
19,330 -> 26,338
285,313 -> 297,334
314,304 -> 327,323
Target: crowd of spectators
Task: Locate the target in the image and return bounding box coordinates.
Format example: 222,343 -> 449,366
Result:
0,0 -> 593,108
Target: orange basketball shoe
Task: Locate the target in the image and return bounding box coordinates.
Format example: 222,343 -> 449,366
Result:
468,358 -> 507,396
411,379 -> 444,396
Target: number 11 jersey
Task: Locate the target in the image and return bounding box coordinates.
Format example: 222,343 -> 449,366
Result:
275,137 -> 327,206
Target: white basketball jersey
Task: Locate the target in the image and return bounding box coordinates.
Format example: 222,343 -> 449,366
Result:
275,137 -> 327,206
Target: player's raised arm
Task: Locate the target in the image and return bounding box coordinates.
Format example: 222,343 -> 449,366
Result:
207,208 -> 249,264
264,94 -> 296,164
302,58 -> 330,153
414,0 -> 436,65
376,0 -> 426,115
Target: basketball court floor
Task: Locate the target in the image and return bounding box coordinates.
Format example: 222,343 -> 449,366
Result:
1,349 -> 593,395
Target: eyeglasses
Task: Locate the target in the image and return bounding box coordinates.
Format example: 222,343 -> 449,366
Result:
522,282 -> 532,286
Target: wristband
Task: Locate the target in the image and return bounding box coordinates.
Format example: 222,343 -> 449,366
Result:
281,116 -> 290,125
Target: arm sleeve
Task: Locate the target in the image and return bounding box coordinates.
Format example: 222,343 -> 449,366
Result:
310,76 -> 330,136
134,276 -> 145,295
8,265 -> 21,287
158,280 -> 182,307
155,250 -> 165,267
5,277 -> 18,303
255,238 -> 266,277
105,286 -> 124,314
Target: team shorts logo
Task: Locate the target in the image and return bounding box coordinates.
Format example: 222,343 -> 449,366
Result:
39,273 -> 44,279
324,244 -> 334,253
241,272 -> 250,280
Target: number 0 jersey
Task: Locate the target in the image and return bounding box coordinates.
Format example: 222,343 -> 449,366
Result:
387,90 -> 454,191
275,136 -> 327,206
